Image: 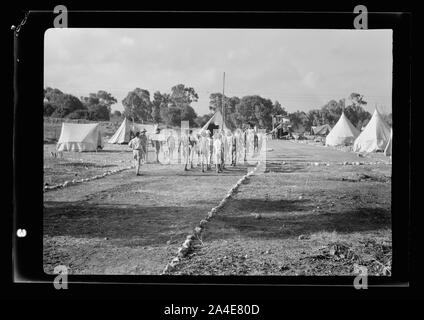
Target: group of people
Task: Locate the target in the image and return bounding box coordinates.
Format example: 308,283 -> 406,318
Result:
128,126 -> 265,176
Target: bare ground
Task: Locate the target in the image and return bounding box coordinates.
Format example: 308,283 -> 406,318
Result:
44,159 -> 248,274
170,141 -> 392,276
44,139 -> 391,276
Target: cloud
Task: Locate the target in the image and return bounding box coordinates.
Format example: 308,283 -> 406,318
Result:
302,72 -> 319,89
44,29 -> 392,115
120,36 -> 135,46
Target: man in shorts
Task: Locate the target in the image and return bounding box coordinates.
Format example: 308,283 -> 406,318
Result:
129,130 -> 146,176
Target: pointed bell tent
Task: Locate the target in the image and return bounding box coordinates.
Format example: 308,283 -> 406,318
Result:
108,118 -> 131,144
200,110 -> 230,135
353,109 -> 391,153
57,122 -> 103,152
108,118 -> 157,144
325,112 -> 360,146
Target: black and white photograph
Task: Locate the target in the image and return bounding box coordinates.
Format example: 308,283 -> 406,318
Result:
41,27 -> 395,277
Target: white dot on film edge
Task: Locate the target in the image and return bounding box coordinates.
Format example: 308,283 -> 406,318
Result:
17,229 -> 27,237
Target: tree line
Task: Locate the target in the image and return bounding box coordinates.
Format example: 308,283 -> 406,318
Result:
287,93 -> 392,132
44,87 -> 391,132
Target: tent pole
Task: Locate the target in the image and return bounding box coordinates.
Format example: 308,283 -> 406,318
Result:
222,72 -> 225,131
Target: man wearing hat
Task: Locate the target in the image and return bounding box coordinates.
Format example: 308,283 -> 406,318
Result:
128,129 -> 147,176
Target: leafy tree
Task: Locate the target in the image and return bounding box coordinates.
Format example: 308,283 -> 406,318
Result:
122,88 -> 152,123
272,101 -> 287,116
234,95 -> 275,130
195,114 -> 213,127
44,87 -> 85,118
162,106 -> 181,127
288,110 -> 309,133
349,93 -> 367,108
86,104 -> 110,121
151,91 -> 171,123
51,94 -> 85,118
96,90 -> 117,114
170,84 -> 198,109
181,105 -> 198,126
80,90 -> 117,121
43,101 -> 55,116
67,109 -> 89,119
44,87 -> 64,105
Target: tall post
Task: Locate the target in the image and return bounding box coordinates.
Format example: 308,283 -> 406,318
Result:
222,72 -> 225,130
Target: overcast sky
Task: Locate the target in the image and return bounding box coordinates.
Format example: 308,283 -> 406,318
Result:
44,28 -> 392,116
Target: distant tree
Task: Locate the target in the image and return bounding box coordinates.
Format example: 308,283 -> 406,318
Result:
86,104 -> 110,121
50,94 -> 85,118
67,109 -> 89,119
170,84 -> 198,109
272,101 -> 287,117
44,87 -> 86,118
44,87 -> 64,105
288,110 -> 309,133
345,104 -> 371,129
234,95 -> 274,130
43,101 -> 55,116
163,106 -> 182,126
96,90 -> 117,114
209,92 -> 226,112
122,88 -> 152,123
80,91 -> 116,121
181,105 -> 198,126
349,93 -> 368,108
195,113 -> 213,128
151,91 -> 171,123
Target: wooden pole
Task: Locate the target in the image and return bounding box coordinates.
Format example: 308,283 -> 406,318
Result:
222,72 -> 225,130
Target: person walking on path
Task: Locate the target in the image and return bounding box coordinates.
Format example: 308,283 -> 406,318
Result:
128,130 -> 146,176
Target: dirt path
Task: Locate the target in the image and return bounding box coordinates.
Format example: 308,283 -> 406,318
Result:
171,140 -> 392,276
44,163 -> 248,274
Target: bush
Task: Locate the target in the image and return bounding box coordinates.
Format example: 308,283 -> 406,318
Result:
66,109 -> 89,119
88,104 -> 110,121
43,102 -> 56,116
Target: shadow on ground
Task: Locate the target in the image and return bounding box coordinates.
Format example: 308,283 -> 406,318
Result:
203,198 -> 391,241
44,201 -> 209,247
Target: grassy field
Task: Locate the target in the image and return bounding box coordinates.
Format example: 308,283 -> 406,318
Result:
43,137 -> 391,276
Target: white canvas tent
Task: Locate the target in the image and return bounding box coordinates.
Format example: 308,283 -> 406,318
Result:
108,118 -> 131,144
325,112 -> 360,146
200,110 -> 230,134
353,109 -> 391,153
384,128 -> 392,156
311,124 -> 332,136
108,119 -> 157,144
57,122 -> 103,152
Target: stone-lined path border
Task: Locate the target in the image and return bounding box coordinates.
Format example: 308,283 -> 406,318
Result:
43,165 -> 134,192
162,162 -> 261,274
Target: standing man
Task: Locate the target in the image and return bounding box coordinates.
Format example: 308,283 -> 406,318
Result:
231,130 -> 237,166
140,128 -> 148,163
151,128 -> 162,163
213,132 -> 222,173
128,130 -> 145,176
